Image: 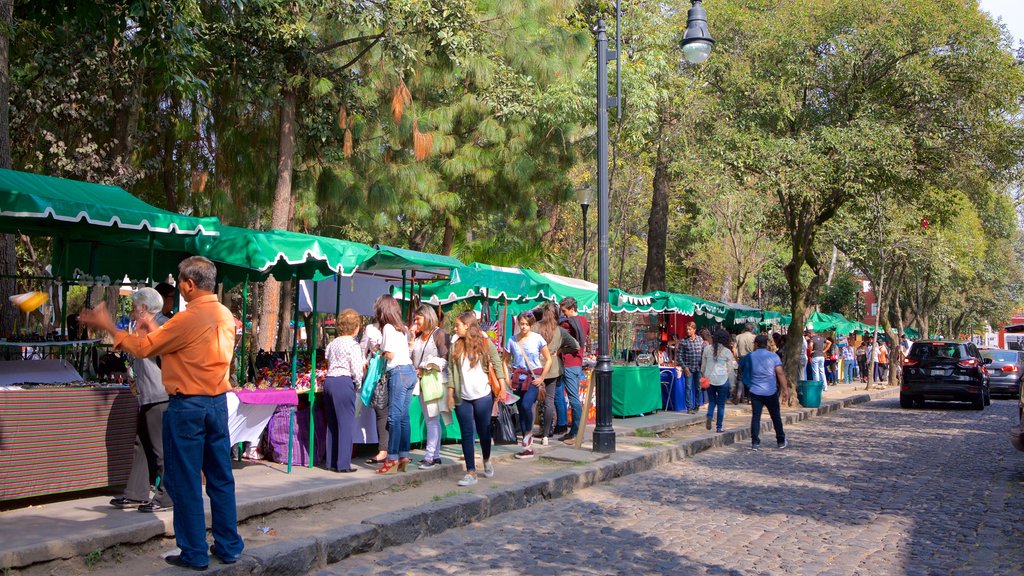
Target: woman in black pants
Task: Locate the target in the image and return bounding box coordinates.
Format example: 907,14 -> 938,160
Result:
534,303 -> 578,445
322,309 -> 363,473
447,311 -> 507,487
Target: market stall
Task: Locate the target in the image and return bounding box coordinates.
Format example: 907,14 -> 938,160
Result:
0,169 -> 222,502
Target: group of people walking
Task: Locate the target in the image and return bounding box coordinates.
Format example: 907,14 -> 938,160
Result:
319,295 -> 591,488
674,322 -> 789,448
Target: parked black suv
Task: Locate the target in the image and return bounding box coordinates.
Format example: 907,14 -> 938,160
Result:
901,340 -> 991,410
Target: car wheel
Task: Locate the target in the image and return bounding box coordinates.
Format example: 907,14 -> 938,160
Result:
972,390 -> 985,410
984,389 -> 991,406
900,394 -> 914,409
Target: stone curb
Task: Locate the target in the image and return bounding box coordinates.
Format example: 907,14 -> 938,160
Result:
156,387 -> 899,576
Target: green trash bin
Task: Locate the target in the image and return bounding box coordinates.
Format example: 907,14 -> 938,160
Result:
796,380 -> 823,408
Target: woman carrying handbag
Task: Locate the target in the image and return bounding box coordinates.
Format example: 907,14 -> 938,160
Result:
374,295 -> 417,475
504,313 -> 552,459
701,329 -> 736,433
447,312 -> 508,487
410,305 -> 450,470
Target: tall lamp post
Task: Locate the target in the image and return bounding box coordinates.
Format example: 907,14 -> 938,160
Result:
592,0 -> 714,454
576,187 -> 594,282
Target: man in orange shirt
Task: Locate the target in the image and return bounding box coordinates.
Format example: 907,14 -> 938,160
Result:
81,256 -> 244,570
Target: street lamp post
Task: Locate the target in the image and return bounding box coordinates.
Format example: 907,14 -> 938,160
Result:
576,188 -> 593,282
592,0 -> 714,454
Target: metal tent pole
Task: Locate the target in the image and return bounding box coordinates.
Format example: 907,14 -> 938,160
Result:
308,280 -> 318,468
287,275 -> 299,473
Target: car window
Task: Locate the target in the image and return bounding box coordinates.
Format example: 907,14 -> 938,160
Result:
981,350 -> 1018,363
909,343 -> 964,360
968,344 -> 981,358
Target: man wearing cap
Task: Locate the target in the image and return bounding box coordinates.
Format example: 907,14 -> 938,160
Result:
747,334 -> 790,450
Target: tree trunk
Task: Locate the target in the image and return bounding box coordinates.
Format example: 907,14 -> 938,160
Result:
781,225 -> 826,403
257,89 -> 297,352
277,279 -> 295,352
0,0 -> 15,338
161,94 -> 179,212
641,117 -> 670,293
441,216 -> 455,256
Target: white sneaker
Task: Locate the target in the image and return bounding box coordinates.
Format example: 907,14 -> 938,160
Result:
457,474 -> 478,486
541,436 -> 549,446
482,461 -> 494,478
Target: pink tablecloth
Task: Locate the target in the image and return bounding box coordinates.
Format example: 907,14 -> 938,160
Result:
233,388 -> 299,406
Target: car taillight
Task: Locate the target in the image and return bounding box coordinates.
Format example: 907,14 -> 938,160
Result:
903,358 -> 919,367
957,358 -> 978,369
1002,365 -> 1019,373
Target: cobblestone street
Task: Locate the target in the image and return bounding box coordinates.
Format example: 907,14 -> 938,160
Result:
326,398 -> 1024,576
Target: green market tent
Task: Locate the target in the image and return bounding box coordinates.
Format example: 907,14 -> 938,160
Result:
0,169 -> 220,239
359,245 -> 463,275
761,309 -> 783,325
805,311 -> 838,332
721,302 -> 763,327
189,227 -> 375,285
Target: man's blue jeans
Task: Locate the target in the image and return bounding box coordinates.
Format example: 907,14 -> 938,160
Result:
386,364 -> 417,460
811,356 -> 827,385
750,390 -> 786,446
163,394 -> 244,567
561,366 -> 583,436
684,370 -> 702,410
843,359 -> 857,383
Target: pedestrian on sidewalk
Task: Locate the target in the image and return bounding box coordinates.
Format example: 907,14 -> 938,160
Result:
856,339 -> 868,383
109,288 -> 173,513
375,295 -> 417,475
410,305 -> 450,470
809,329 -> 828,390
800,329 -> 810,381
675,321 -> 704,414
448,311 -> 508,486
359,317 -> 388,465
733,323 -> 756,404
80,256 -> 244,570
747,334 -> 790,450
322,309 -> 363,474
558,297 -> 589,444
535,303 -> 579,446
701,329 -> 735,433
841,338 -> 856,383
505,313 -> 552,459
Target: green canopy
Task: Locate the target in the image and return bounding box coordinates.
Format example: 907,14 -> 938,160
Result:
806,311 -> 838,332
359,245 -> 463,275
720,302 -> 763,328
0,168 -> 220,238
760,309 -> 783,325
396,263 -> 548,305
190,227 -> 376,285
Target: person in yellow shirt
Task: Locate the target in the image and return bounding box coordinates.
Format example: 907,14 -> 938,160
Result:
81,256 -> 244,570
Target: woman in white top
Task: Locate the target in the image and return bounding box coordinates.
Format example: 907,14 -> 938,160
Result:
410,304 -> 449,469
701,329 -> 735,433
375,295 -> 416,474
322,309 -> 363,473
359,320 -> 388,464
504,313 -> 551,459
447,311 -> 507,486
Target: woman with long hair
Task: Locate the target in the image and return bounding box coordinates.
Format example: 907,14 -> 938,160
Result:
534,303 -> 578,446
447,311 -> 507,486
410,304 -> 449,469
504,313 -> 552,459
374,294 -> 417,474
701,328 -> 736,433
360,302 -> 387,465
322,309 -> 362,473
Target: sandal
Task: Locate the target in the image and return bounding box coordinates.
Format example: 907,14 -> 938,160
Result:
376,460 -> 399,474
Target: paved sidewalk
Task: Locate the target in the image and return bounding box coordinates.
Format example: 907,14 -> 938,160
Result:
0,380 -> 886,572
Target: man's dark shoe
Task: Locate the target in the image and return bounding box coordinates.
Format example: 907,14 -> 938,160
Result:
210,545 -> 238,564
705,418 -> 712,430
777,439 -> 790,449
751,442 -> 761,451
138,501 -> 172,513
558,433 -> 575,442
552,425 -> 568,435
164,555 -> 207,571
110,497 -> 145,509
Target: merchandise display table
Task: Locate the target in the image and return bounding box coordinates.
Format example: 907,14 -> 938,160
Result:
0,387 -> 136,502
611,365 -> 661,417
227,388 -> 299,445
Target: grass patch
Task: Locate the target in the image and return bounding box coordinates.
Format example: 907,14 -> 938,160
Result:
634,428 -> 659,438
638,441 -> 661,448
431,490 -> 460,502
84,548 -> 103,568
